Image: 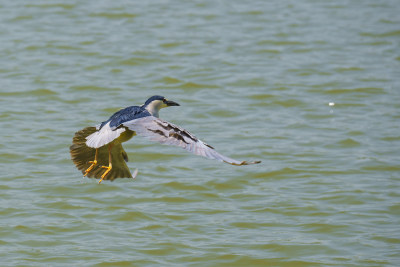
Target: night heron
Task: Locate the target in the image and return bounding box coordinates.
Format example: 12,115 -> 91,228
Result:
70,95 -> 261,183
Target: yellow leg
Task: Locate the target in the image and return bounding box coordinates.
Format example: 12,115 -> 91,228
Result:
84,149 -> 98,176
98,144 -> 113,184
99,163 -> 112,184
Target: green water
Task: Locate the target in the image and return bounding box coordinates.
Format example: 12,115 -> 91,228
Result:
1,0 -> 400,266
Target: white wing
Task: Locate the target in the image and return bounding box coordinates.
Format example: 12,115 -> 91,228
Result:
123,116 -> 260,165
85,121 -> 125,148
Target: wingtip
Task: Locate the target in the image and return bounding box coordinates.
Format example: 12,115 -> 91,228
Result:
224,160 -> 262,166
240,160 -> 262,165
132,168 -> 139,179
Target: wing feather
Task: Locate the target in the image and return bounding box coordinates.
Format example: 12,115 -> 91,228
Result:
70,126 -> 133,181
85,121 -> 125,148
123,116 -> 261,165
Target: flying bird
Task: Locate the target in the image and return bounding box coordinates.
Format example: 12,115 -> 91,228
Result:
70,95 -> 261,183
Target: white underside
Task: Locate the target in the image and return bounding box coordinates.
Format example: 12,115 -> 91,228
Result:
85,122 -> 125,148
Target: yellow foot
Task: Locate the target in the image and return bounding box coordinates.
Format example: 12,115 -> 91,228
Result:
84,160 -> 97,176
98,164 -> 112,184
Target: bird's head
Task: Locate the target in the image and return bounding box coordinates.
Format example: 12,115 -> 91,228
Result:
144,95 -> 180,117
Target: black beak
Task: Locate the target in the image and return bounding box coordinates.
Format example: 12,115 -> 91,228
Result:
164,100 -> 180,106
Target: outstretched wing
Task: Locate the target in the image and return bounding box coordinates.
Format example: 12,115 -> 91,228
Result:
123,116 -> 261,165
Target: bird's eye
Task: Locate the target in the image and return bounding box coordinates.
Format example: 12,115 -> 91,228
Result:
163,99 -> 167,103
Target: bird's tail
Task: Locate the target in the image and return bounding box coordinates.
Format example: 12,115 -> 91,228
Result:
70,126 -> 133,181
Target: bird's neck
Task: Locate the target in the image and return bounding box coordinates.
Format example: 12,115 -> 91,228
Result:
144,102 -> 161,117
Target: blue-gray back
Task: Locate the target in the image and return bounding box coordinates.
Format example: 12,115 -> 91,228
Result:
99,106 -> 151,130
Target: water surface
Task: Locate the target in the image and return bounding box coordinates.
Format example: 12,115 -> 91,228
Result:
0,0 -> 399,266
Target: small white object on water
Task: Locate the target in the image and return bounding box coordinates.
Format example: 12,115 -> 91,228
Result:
329,102 -> 335,106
